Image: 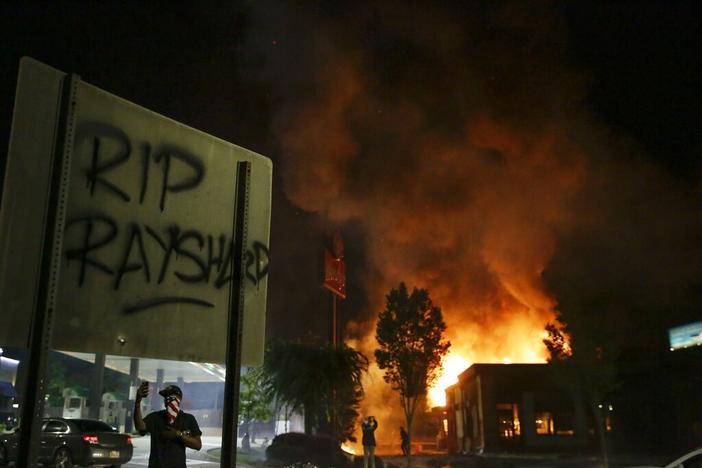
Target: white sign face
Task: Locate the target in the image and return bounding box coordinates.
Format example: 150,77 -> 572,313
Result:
0,59 -> 65,349
0,58 -> 271,365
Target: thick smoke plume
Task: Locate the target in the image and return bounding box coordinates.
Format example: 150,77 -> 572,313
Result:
251,1 -> 702,450
270,3 -> 586,362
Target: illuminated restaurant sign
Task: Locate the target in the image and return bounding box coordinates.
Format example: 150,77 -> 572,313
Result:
669,320 -> 702,351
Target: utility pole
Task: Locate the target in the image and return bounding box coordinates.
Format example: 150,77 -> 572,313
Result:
323,231 -> 346,346
322,231 -> 346,437
332,293 -> 337,346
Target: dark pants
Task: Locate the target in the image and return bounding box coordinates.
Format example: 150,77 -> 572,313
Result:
363,445 -> 375,468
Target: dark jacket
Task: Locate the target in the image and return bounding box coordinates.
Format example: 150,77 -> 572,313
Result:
142,410 -> 202,468
362,418 -> 378,446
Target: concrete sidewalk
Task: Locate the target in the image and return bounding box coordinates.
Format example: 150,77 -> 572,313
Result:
381,453 -> 671,468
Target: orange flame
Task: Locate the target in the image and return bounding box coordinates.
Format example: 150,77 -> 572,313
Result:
426,316 -> 552,408
349,310 -> 552,451
428,354 -> 471,407
341,443 -> 356,455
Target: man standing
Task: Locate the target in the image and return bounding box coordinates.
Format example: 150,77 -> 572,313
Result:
134,382 -> 202,467
361,415 -> 377,468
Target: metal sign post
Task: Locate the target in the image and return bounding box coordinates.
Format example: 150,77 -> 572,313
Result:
220,161 -> 251,467
16,72 -> 78,468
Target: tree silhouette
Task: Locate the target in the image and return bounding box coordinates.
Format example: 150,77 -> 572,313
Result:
375,283 -> 450,463
544,311 -> 618,468
239,367 -> 274,442
263,340 -> 368,442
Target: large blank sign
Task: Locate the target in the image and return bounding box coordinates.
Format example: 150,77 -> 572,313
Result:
0,58 -> 271,365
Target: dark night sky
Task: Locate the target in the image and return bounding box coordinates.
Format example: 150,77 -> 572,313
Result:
1,1 -> 701,354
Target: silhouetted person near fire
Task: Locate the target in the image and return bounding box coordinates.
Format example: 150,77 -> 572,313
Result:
362,415 -> 378,468
400,426 -> 409,456
134,382 -> 202,467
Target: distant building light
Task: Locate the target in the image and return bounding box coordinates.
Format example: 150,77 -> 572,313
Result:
668,320 -> 702,351
0,356 -> 20,366
12,403 -> 19,408
598,404 -> 603,409
608,405 -> 613,411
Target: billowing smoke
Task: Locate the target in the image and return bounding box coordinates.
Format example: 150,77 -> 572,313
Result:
248,0 -> 702,450
267,3 -> 587,362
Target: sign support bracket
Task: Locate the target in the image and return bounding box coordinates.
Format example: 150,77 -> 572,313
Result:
220,161 -> 251,467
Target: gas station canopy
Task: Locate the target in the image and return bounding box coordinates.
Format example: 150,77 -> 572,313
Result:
63,352 -> 227,383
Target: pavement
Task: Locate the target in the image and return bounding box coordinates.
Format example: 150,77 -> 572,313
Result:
122,435 -> 672,468
123,435 -> 268,467
381,452 -> 672,468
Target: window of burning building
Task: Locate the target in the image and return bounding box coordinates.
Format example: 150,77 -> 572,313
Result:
534,392 -> 576,436
535,410 -> 575,435
535,412 -> 554,435
496,403 -> 521,439
555,413 -> 575,435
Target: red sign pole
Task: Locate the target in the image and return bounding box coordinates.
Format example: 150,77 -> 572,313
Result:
332,293 -> 337,346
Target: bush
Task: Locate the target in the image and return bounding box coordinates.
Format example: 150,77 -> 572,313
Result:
266,432 -> 354,467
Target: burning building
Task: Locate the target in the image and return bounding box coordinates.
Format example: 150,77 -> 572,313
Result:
258,0 -> 702,453
445,364 -> 590,454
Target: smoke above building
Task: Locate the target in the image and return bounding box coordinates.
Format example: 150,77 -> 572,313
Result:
248,0 -> 702,448
260,3 -> 582,358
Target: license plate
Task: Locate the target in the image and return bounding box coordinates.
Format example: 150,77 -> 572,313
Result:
109,450 -> 120,458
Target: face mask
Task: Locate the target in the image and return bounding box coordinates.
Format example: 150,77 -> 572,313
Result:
164,396 -> 181,425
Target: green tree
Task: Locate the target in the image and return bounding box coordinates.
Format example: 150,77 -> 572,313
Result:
46,359 -> 69,407
262,341 -> 368,442
239,367 -> 274,442
375,283 -> 450,464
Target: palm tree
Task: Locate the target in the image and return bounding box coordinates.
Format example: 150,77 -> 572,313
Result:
263,340 -> 368,442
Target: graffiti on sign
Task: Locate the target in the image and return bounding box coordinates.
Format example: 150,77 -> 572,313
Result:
0,58 -> 272,363
63,122 -> 269,315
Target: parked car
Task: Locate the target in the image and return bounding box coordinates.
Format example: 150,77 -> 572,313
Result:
0,412 -> 17,432
628,447 -> 702,468
0,417 -> 133,467
266,432 -> 354,467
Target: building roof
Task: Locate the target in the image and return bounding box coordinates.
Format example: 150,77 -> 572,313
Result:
446,363 -> 549,393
